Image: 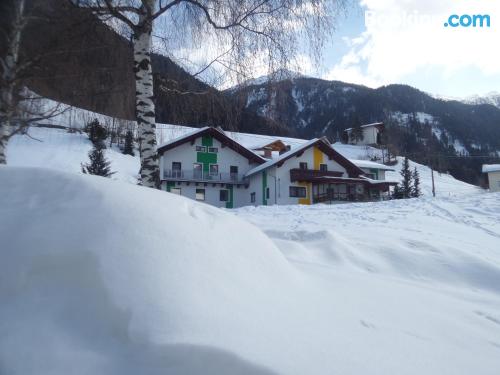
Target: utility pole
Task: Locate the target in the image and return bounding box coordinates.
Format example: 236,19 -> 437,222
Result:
431,167 -> 436,197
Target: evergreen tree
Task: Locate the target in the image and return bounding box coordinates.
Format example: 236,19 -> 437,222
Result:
392,184 -> 403,199
84,119 -> 107,148
123,130 -> 135,156
350,116 -> 364,143
411,167 -> 421,197
81,146 -> 115,177
400,156 -> 412,198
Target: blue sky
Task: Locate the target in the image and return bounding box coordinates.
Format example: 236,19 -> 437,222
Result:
311,0 -> 500,98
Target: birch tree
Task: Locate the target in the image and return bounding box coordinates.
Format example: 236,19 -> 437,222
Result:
0,0 -> 66,164
71,0 -> 345,188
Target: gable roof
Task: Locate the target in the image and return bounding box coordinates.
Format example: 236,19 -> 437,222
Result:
157,126 -> 266,164
245,138 -> 365,178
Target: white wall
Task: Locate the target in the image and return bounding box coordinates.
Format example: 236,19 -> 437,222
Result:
159,135 -> 261,208
487,171 -> 500,192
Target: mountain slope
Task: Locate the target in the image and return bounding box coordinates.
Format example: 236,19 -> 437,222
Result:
232,78 -> 500,153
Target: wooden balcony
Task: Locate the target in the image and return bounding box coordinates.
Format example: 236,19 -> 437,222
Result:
289,168 -> 344,182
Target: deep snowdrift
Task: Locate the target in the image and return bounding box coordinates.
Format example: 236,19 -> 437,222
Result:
2,166 -> 500,375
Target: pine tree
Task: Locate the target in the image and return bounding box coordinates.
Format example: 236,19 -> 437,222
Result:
84,119 -> 107,148
400,156 -> 412,198
81,146 -> 115,177
411,167 -> 421,197
350,116 -> 364,143
123,130 -> 135,156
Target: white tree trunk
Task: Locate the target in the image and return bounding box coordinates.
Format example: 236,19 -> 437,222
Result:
0,0 -> 25,164
133,11 -> 159,188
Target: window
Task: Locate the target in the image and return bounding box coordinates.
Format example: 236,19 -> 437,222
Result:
208,147 -> 218,153
319,164 -> 328,172
266,187 -> 270,199
193,163 -> 202,178
209,164 -> 219,176
230,165 -> 238,181
289,186 -> 307,198
250,192 -> 256,203
220,190 -> 229,202
170,188 -> 181,195
195,189 -> 205,201
299,162 -> 308,170
196,145 -> 206,152
172,162 -> 181,177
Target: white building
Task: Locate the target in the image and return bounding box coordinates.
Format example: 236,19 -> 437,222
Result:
482,164 -> 500,192
344,122 -> 384,146
158,127 -> 266,208
158,127 -> 397,208
244,138 -> 396,206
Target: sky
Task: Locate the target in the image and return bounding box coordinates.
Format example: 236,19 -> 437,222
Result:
305,0 -> 500,98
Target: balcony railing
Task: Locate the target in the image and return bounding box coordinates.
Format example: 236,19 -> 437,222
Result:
290,168 -> 344,182
162,169 -> 248,184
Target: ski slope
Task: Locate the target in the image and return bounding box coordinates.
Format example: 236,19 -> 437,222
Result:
1,166 -> 500,375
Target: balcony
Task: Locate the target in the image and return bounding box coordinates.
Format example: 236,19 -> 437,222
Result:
290,168 -> 344,182
162,169 -> 248,185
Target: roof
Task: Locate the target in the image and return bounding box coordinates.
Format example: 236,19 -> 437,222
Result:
157,126 -> 266,164
482,164 -> 500,173
344,122 -> 384,132
245,138 -> 365,178
350,159 -> 395,171
251,139 -> 287,151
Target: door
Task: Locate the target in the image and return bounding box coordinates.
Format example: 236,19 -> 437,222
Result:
193,163 -> 202,179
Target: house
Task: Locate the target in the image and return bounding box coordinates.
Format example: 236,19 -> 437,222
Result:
344,122 -> 384,146
482,164 -> 500,192
244,137 -> 397,206
157,127 -> 266,208
158,127 -> 397,208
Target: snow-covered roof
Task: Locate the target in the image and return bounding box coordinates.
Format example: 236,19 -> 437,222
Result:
245,138 -> 321,177
344,122 -> 384,132
157,126 -> 211,149
482,164 -> 500,173
350,159 -> 395,171
359,176 -> 399,185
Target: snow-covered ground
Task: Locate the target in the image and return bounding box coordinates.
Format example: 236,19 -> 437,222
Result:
4,121 -> 499,374
1,166 -> 500,375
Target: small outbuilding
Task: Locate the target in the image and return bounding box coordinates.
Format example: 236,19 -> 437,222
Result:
482,164 -> 500,192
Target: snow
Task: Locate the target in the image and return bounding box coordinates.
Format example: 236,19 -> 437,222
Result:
2,166 -> 500,375
482,164 -> 500,173
7,127 -> 140,184
350,159 -> 395,171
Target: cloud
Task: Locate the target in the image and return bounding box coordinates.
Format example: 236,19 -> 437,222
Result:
324,0 -> 500,89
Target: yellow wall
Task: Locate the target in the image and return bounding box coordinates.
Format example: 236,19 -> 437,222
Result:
298,181 -> 311,205
313,146 -> 324,170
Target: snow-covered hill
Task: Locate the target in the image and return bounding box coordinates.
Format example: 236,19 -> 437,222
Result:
1,166 -> 500,375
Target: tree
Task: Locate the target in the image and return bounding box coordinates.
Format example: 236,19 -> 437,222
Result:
392,184 -> 403,199
411,167 -> 421,198
84,119 -> 107,148
400,156 -> 412,198
349,117 -> 364,143
0,0 -> 65,164
81,145 -> 115,177
71,0 -> 344,188
123,130 -> 135,156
